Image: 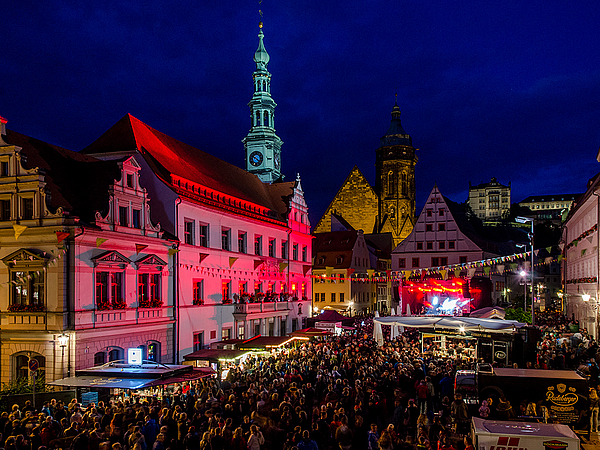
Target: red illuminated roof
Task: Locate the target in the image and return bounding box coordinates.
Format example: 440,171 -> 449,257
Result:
82,114 -> 295,223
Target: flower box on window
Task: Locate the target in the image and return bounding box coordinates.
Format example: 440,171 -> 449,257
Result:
222,298 -> 233,305
139,298 -> 163,308
192,298 -> 204,306
111,300 -> 127,310
7,303 -> 44,312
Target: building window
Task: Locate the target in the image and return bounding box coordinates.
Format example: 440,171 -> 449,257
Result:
438,223 -> 445,231
108,348 -> 122,362
448,241 -> 455,249
193,280 -> 204,305
147,341 -> 160,362
138,273 -> 161,307
254,235 -> 262,255
22,197 -> 34,220
439,241 -> 445,250
184,220 -> 195,245
132,209 -> 141,228
398,258 -> 406,268
432,257 -> 439,266
1,161 -> 9,176
427,209 -> 432,217
119,206 -> 128,227
222,280 -> 231,303
222,328 -> 232,340
426,224 -> 433,232
15,353 -> 45,380
96,271 -> 125,310
94,352 -> 106,366
237,324 -> 245,340
302,246 -> 308,262
459,256 -> 467,264
440,257 -> 448,266
340,292 -> 345,302
268,238 -> 275,257
331,293 -> 336,302
238,232 -> 247,253
10,270 -> 44,311
293,244 -> 299,261
426,242 -> 433,250
416,242 -> 423,250
412,258 -> 420,268
439,208 -> 445,216
210,330 -> 217,340
193,332 -> 204,351
199,223 -> 209,247
222,228 -> 231,251
126,173 -> 134,188
0,199 -> 10,221
281,241 -> 288,259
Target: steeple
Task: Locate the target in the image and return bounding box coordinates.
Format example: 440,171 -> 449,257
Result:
243,22 -> 283,184
375,98 -> 418,246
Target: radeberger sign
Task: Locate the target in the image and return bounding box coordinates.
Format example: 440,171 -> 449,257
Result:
546,384 -> 579,407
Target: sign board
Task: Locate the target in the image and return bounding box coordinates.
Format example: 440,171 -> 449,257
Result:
28,359 -> 39,372
127,348 -> 142,365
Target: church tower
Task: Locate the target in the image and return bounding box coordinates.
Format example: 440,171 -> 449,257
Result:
375,99 -> 418,246
243,22 -> 283,184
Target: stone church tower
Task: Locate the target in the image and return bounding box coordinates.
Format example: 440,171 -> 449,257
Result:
243,22 -> 283,184
375,99 -> 417,245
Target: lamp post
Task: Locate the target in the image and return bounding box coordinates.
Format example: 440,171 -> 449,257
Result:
516,216 -> 535,326
520,270 -> 527,310
57,334 -> 68,378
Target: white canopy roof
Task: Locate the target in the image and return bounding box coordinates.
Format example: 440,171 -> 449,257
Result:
373,315 -> 526,332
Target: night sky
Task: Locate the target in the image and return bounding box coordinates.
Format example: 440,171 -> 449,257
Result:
3,2 -> 600,226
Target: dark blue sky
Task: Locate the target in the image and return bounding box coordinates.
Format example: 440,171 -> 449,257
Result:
2,1 -> 600,226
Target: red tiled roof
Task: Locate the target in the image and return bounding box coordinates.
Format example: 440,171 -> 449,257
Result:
82,114 -> 295,222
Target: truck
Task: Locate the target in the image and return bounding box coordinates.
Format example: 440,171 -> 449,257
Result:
472,417 -> 579,450
456,367 -> 588,425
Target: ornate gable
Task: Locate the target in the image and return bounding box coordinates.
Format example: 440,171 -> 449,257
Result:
2,249 -> 48,267
91,250 -> 131,268
94,156 -> 162,237
134,254 -> 167,269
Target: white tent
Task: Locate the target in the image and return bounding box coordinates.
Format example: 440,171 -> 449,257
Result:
373,316 -> 526,333
373,311 -> 384,345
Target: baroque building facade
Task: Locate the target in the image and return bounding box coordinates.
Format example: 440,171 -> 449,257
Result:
467,177 -> 511,222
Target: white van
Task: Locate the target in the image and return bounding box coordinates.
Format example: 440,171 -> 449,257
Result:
472,417 -> 579,450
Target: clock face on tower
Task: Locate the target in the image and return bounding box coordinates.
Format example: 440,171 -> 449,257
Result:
249,151 -> 263,167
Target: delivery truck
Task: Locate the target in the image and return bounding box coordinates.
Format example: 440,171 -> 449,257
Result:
456,367 -> 588,425
472,417 -> 579,450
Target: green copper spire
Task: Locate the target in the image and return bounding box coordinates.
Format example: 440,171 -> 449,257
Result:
254,22 -> 270,70
243,22 -> 283,184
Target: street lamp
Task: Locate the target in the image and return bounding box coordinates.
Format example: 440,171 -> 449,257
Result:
519,270 -> 527,311
56,334 -> 68,378
516,216 -> 535,325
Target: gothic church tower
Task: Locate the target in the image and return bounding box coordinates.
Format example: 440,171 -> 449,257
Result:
375,99 -> 418,246
243,22 -> 283,183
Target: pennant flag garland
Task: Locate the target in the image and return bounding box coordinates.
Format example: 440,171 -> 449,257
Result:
254,260 -> 263,270
13,224 -> 27,240
199,253 -> 208,262
484,266 -> 491,276
135,244 -> 148,254
279,262 -> 288,272
96,238 -> 108,248
56,231 -> 70,244
347,268 -> 355,276
168,248 -> 180,256
228,257 -> 238,268
440,269 -> 447,280
497,264 -> 504,275
454,268 -> 461,278
303,265 -> 311,275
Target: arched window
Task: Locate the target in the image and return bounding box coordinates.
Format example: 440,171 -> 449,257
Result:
387,171 -> 395,195
108,347 -> 123,362
13,352 -> 45,380
255,111 -> 261,127
402,172 -> 408,196
147,341 -> 160,362
264,111 -> 269,127
94,352 -> 106,366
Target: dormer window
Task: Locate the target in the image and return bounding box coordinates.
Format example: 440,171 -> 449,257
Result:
1,161 -> 9,176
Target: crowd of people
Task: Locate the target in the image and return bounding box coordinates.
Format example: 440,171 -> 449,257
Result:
0,313 -> 593,450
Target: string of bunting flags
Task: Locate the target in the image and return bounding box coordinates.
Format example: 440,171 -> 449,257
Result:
566,223 -> 597,249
